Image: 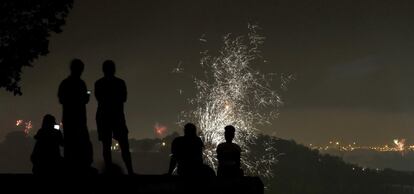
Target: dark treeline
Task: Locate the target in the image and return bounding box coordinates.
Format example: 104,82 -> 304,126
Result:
258,135 -> 414,194
0,130 -> 414,193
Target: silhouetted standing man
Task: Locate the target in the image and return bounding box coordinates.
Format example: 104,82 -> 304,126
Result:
95,60 -> 133,174
168,123 -> 204,176
216,125 -> 243,177
58,59 -> 93,173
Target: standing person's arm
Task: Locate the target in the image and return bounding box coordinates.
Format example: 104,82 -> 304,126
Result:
168,140 -> 177,175
58,131 -> 64,147
121,80 -> 127,103
31,142 -> 39,164
168,155 -> 177,175
58,81 -> 65,104
216,144 -> 222,163
81,81 -> 89,104
236,145 -> 242,168
94,81 -> 101,103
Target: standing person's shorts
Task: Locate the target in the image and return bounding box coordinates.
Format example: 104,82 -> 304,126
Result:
97,112 -> 128,142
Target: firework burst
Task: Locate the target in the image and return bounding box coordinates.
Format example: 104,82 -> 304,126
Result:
154,123 -> 168,138
394,138 -> 406,154
15,119 -> 33,136
179,24 -> 292,178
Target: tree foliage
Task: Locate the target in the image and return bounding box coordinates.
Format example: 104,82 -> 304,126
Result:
0,0 -> 73,95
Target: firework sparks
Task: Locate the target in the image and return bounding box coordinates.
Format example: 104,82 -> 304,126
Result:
25,121 -> 32,135
16,119 -> 23,126
199,34 -> 207,43
172,61 -> 184,74
180,24 -> 291,178
177,89 -> 183,95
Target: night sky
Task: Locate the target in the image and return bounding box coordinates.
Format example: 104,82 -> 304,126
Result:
1,0 -> 414,145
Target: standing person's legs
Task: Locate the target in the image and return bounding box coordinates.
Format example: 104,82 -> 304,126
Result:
63,127 -> 77,173
118,133 -> 133,174
98,122 -> 113,171
78,127 -> 93,170
102,138 -> 112,169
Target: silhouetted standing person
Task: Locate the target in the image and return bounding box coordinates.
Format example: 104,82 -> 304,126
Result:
216,125 -> 243,177
168,123 -> 205,176
95,60 -> 133,174
31,114 -> 63,175
58,59 -> 93,173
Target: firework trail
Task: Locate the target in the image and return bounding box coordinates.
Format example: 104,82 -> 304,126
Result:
179,24 -> 292,178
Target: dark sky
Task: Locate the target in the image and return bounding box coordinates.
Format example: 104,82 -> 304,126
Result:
1,0 -> 414,145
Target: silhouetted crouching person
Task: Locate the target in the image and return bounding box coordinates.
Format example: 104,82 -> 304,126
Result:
31,114 -> 63,175
58,59 -> 94,174
95,60 -> 133,174
168,123 -> 215,176
217,125 -> 243,177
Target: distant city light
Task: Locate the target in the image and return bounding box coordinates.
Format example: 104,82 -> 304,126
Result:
309,138 -> 411,154
111,141 -> 120,151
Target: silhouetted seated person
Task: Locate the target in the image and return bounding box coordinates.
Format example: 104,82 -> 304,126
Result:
168,123 -> 214,176
95,60 -> 134,175
31,114 -> 63,175
216,125 -> 243,177
58,59 -> 94,173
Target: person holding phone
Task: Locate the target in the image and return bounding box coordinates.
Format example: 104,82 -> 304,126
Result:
58,59 -> 94,174
31,114 -> 64,175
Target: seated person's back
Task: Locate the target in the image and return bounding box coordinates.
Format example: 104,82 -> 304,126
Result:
216,125 -> 243,177
217,142 -> 241,167
169,123 -> 204,176
173,135 -> 203,165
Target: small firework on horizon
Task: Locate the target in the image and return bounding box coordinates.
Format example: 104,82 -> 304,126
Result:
15,119 -> 33,136
154,123 -> 167,138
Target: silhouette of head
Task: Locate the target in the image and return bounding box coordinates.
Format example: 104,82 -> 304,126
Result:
184,123 -> 197,137
102,60 -> 116,77
70,59 -> 84,77
42,114 -> 56,129
224,125 -> 235,142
